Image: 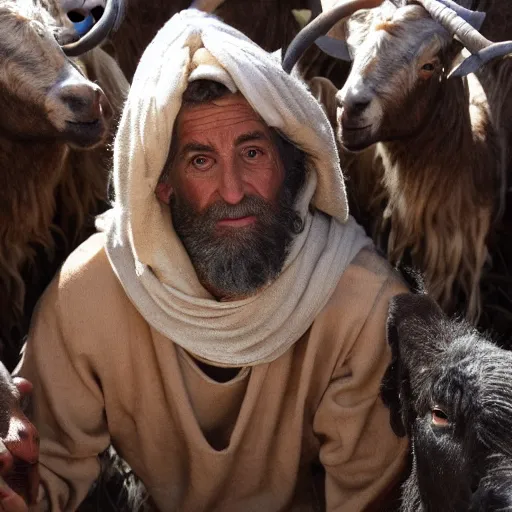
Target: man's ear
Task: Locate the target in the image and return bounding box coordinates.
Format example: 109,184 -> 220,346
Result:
155,182 -> 173,204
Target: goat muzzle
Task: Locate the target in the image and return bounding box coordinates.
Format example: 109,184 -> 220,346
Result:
46,77 -> 112,147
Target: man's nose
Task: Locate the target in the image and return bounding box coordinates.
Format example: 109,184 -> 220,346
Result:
218,163 -> 245,205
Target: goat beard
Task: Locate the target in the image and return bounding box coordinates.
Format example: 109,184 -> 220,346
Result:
170,193 -> 301,300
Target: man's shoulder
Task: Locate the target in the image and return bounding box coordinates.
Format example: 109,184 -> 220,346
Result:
27,231 -> 136,351
59,232 -> 113,288
303,247 -> 408,387
44,232 -> 125,313
333,246 -> 406,300
318,247 -> 408,330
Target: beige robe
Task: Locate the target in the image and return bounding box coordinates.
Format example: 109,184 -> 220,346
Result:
16,233 -> 408,511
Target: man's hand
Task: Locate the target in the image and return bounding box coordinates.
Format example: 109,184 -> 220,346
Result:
0,373 -> 40,512
0,477 -> 31,512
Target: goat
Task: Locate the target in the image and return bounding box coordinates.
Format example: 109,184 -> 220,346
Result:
0,0 -> 128,370
283,0 -> 512,324
381,291 -> 512,511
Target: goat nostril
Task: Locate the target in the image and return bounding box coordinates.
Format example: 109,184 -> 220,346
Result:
353,100 -> 370,112
341,98 -> 371,116
57,84 -> 104,121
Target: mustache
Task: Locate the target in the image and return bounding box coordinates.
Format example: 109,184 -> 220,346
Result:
199,196 -> 276,223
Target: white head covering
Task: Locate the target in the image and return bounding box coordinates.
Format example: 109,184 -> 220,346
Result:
102,9 -> 372,366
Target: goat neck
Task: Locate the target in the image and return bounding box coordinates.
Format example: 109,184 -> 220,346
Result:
0,138 -> 67,330
377,75 -> 498,321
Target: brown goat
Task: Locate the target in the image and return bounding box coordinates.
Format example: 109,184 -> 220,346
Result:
0,0 -> 128,369
284,0 -> 512,324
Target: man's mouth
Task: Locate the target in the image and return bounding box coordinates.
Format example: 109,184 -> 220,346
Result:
217,216 -> 257,227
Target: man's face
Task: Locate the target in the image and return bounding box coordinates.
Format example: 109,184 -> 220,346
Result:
156,93 -> 285,215
156,92 -> 301,300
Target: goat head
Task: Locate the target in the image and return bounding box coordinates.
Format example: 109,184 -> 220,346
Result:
382,293 -> 512,511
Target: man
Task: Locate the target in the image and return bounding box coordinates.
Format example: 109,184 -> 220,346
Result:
11,9 -> 408,511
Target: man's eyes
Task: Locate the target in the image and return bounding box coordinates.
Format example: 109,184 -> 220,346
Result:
242,147 -> 265,160
187,147 -> 267,170
191,155 -> 213,170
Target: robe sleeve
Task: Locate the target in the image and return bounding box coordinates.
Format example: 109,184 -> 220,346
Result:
14,277 -> 110,512
313,275 -> 409,511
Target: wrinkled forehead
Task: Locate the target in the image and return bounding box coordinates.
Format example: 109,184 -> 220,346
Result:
349,4 -> 450,67
176,92 -> 271,138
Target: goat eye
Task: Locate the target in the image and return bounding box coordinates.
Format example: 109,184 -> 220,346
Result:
422,63 -> 435,72
431,406 -> 450,427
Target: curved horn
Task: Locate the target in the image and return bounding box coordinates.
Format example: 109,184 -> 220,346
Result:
416,0 -> 512,75
430,0 -> 486,30
282,0 -> 384,73
414,0 -> 491,53
61,0 -> 125,57
449,41 -> 512,77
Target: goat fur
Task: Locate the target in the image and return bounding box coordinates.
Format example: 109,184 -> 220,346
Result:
0,0 -> 128,369
382,292 -> 512,511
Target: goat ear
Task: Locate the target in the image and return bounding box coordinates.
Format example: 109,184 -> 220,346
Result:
389,293 -> 447,365
381,294 -> 411,437
381,292 -> 446,436
315,35 -> 352,61
381,340 -> 408,437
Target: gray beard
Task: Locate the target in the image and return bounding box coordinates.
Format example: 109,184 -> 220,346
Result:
170,194 -> 301,300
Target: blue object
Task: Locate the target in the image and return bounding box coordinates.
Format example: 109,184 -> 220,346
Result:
73,13 -> 95,36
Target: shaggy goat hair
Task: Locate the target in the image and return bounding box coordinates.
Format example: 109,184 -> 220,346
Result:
0,0 -> 128,370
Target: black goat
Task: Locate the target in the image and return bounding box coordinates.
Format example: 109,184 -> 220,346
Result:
382,292 -> 512,511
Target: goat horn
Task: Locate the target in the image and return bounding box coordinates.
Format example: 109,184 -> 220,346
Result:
416,0 -> 512,75
428,0 -> 486,30
61,0 -> 126,57
414,0 -> 491,53
449,41 -> 512,77
282,0 -> 384,73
